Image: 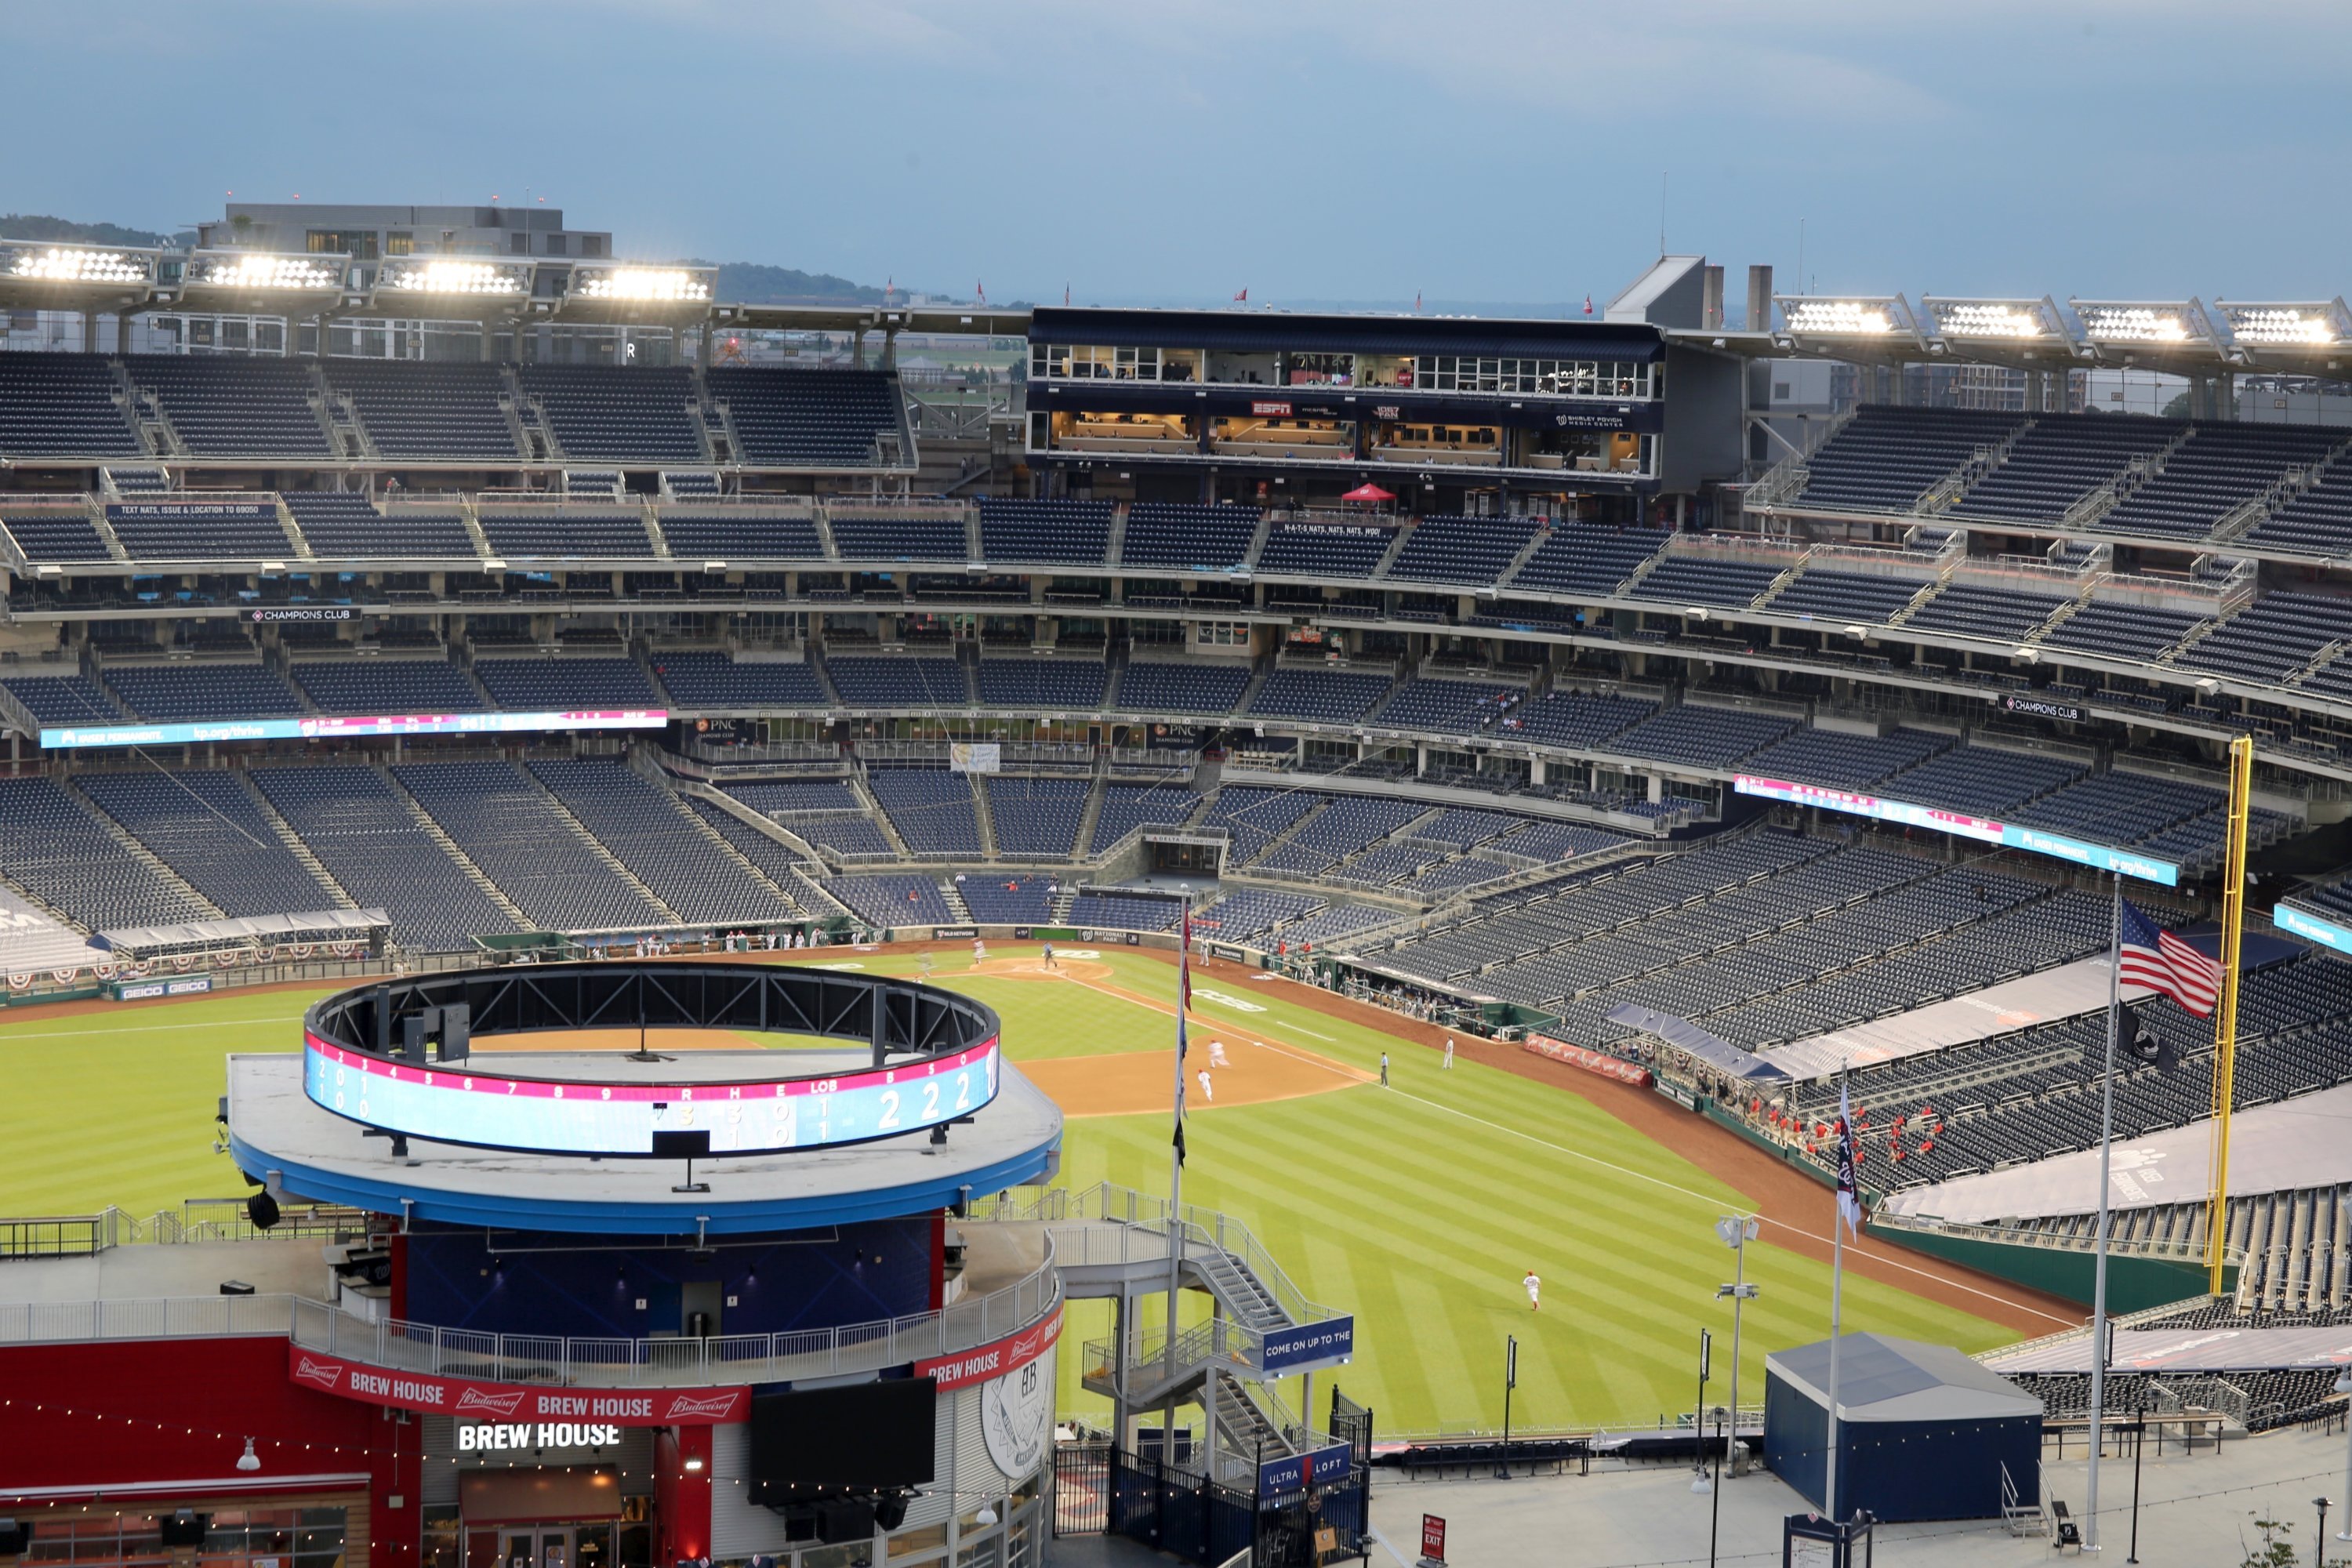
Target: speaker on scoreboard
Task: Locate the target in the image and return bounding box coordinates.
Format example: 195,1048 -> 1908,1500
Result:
158,1512 -> 209,1548
245,1190 -> 281,1231
815,1500 -> 876,1544
873,1494 -> 909,1532
0,1519 -> 36,1557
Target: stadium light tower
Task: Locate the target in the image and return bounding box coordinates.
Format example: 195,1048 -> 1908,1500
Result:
2212,299 -> 2352,371
177,249 -> 360,314
1772,294 -> 1923,355
0,239 -> 161,331
376,257 -> 535,301
556,262 -> 720,328
2067,298 -> 2223,364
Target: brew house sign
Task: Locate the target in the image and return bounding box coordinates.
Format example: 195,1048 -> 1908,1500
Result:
460,1421 -> 622,1452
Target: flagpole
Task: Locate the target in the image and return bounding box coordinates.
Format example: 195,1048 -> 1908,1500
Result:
1163,893 -> 1191,1458
2086,869 -> 2124,1552
1824,1068 -> 1852,1524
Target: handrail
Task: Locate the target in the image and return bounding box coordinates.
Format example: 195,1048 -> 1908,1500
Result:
1,1235 -> 1062,1388
972,1181 -> 1339,1330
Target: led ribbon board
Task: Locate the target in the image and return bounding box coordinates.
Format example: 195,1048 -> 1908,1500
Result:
299,963 -> 1003,1156
42,709 -> 668,749
1732,775 -> 2180,887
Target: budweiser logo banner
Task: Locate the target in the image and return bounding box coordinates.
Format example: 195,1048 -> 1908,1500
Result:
287,1343 -> 748,1425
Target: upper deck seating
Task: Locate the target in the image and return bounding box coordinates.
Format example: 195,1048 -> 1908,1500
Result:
648,651 -> 827,708
478,510 -> 655,559
705,366 -> 900,467
1256,524 -> 1392,577
1385,515 -> 1542,585
327,360 -> 522,462
127,355 -> 332,457
292,658 -> 485,714
1792,407 -> 2022,513
519,365 -> 703,463
1950,413 -> 2182,524
1114,660 -> 1250,715
1902,582 -> 2068,642
655,511 -> 826,560
978,499 -> 1113,564
976,658 -> 1107,710
0,352 -> 140,457
1121,504 -> 1258,570
824,655 -> 969,708
1506,524 -> 1671,597
284,492 -> 478,558
2099,423 -> 2343,540
470,655 -> 661,710
1628,556 -> 1783,611
1764,569 -> 1925,624
831,512 -> 966,561
103,662 -> 303,720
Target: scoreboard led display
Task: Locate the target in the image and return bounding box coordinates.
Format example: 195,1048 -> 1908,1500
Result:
303,1033 -> 1000,1156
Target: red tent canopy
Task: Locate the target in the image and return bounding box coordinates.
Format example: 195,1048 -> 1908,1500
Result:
1340,483 -> 1396,503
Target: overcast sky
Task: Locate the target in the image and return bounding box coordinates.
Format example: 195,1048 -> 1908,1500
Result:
14,0 -> 2350,311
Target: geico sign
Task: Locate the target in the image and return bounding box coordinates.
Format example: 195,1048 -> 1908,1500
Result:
459,1421 -> 622,1451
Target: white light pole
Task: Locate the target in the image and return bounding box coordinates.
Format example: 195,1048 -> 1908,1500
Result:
1715,1214 -> 1760,1475
2337,1368 -> 2352,1541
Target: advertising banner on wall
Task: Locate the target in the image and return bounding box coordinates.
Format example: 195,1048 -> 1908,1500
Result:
289,1345 -> 749,1425
1259,1316 -> 1356,1377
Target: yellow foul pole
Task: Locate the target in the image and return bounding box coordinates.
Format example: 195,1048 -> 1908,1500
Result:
2206,735 -> 2253,1296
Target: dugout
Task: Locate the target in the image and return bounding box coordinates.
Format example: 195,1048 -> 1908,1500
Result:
1762,1333 -> 2042,1522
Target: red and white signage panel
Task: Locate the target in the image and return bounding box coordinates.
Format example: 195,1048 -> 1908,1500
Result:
288,1344 -> 749,1425
912,1306 -> 1064,1392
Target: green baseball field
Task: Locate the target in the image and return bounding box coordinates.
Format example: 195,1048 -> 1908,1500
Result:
2,945 -> 2027,1436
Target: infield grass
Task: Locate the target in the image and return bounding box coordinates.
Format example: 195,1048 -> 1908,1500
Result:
0,947 -> 2022,1434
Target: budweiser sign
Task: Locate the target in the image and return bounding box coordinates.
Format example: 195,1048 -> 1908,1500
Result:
913,1307 -> 1065,1392
1523,1035 -> 1652,1087
287,1343 -> 748,1425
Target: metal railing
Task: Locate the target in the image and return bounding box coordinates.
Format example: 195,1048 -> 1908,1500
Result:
0,1236 -> 1062,1388
976,1181 -> 1339,1331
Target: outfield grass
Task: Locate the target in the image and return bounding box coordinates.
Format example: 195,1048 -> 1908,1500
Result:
0,949 -> 2021,1434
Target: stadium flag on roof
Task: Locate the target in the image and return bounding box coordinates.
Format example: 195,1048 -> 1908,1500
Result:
1234,287 -> 1247,302
1834,1078 -> 1861,1238
976,281 -> 985,304
1414,289 -> 1422,312
2118,899 -> 2222,1017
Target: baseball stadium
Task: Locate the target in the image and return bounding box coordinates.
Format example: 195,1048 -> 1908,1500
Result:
1,212 -> 2350,1568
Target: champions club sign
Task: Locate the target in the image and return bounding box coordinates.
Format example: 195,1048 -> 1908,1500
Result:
289,1345 -> 749,1426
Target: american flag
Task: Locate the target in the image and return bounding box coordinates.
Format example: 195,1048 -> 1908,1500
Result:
1233,287 -> 1248,303
1834,1078 -> 1861,1237
2118,900 -> 2222,1018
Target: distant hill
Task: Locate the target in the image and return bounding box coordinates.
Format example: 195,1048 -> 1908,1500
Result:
0,213 -> 178,249
705,260 -> 892,307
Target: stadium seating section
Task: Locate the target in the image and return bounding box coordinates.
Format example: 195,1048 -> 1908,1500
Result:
706,366 -> 899,467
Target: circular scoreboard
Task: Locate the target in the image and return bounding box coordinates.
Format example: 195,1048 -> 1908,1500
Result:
299,962 -> 1002,1158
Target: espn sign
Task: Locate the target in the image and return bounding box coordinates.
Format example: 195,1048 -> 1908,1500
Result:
288,1345 -> 748,1425
1250,400 -> 1293,416
1523,1034 -> 1652,1087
